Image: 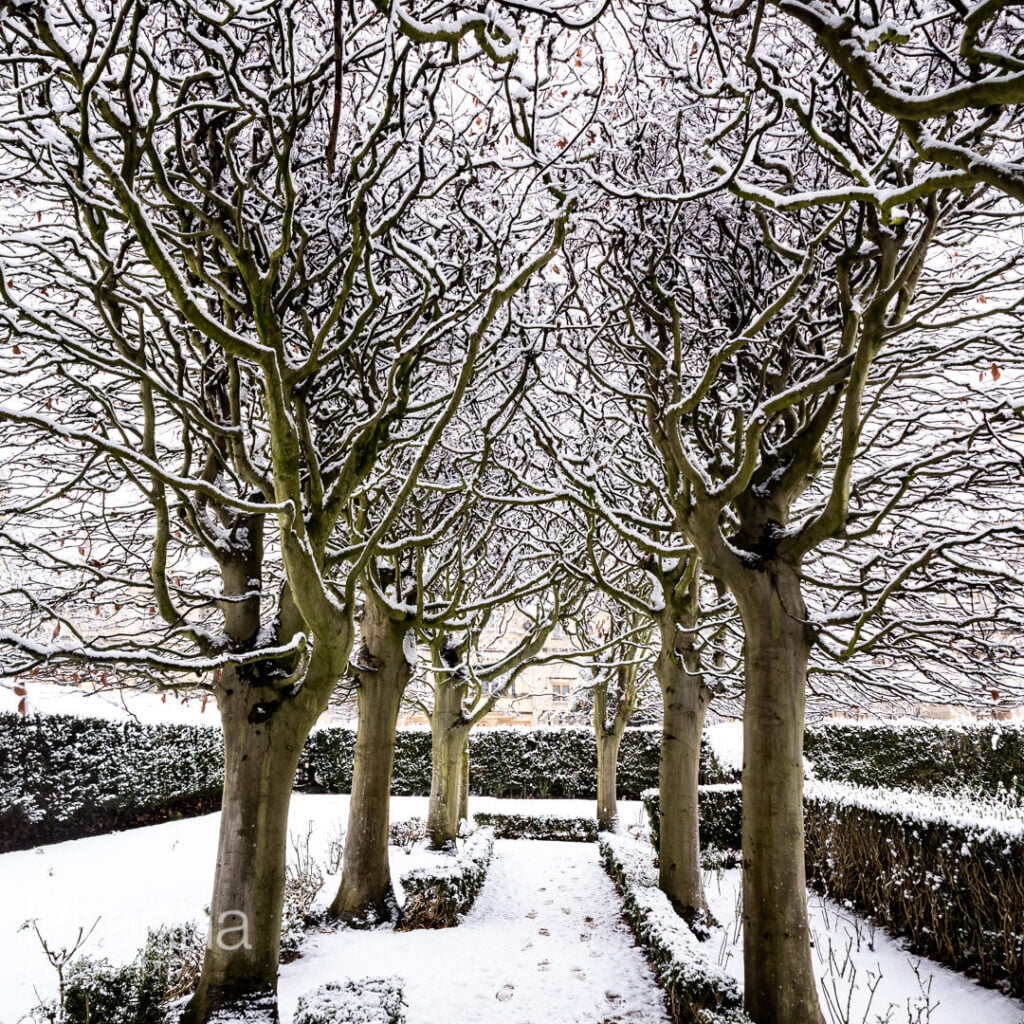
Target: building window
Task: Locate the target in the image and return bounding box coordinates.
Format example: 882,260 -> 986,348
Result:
552,682 -> 571,703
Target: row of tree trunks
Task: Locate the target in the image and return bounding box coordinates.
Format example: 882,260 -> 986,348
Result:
181,576 -> 813,1024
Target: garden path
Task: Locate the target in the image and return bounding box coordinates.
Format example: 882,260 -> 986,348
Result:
277,838 -> 671,1024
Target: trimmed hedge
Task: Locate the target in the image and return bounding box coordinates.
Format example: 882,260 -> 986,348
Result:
471,812 -> 598,842
398,829 -> 495,929
207,994 -> 276,1023
0,713 -> 223,852
293,978 -> 406,1024
1,712 -> 725,851
301,726 -> 725,799
804,782 -> 1024,997
804,719 -> 1024,796
599,833 -> 751,1024
641,785 -> 742,852
644,777 -> 1024,998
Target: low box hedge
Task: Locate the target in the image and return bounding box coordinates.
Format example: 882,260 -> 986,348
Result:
804,781 -> 1024,997
599,832 -> 751,1024
398,829 -> 495,930
293,977 -> 406,1024
471,812 -> 598,842
645,777 -> 1024,998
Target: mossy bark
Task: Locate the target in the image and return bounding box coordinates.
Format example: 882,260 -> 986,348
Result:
735,565 -> 824,1024
426,703 -> 471,849
595,731 -> 623,831
329,593 -> 412,924
655,602 -> 711,921
181,677 -> 317,1024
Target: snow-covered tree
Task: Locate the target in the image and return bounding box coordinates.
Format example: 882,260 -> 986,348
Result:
712,0 -> 1024,202
0,0 -> 570,1017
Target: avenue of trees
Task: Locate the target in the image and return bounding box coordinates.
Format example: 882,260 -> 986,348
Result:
1,1 -> 1023,1023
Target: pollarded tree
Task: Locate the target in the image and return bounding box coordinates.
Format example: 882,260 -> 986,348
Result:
327,332 -> 579,912
0,0 -> 571,1017
575,14 -> 1024,1018
588,178 -> 1024,1024
416,587 -> 566,849
408,397 -> 589,848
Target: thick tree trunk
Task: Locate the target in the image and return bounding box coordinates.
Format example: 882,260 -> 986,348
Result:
595,731 -> 622,832
329,595 -> 412,924
181,685 -> 315,1024
735,566 -> 824,1024
426,676 -> 470,849
656,643 -> 709,921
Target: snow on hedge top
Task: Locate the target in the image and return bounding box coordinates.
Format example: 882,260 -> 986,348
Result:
399,828 -> 493,886
705,720 -> 742,774
599,831 -> 742,1002
8,682 -> 220,725
805,780 -> 1024,838
293,977 -> 406,1024
809,715 -> 1002,733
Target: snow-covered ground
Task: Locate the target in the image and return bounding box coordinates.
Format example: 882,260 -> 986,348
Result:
2,792 -> 1021,1024
279,839 -> 670,1024
0,795 -> 644,1023
703,867 -> 1024,1024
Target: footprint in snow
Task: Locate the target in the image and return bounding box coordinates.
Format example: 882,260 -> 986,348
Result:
496,984 -> 515,1002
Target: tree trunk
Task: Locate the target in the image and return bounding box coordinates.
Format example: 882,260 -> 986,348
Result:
426,673 -> 469,849
329,595 -> 412,924
458,744 -> 470,822
656,649 -> 709,921
735,565 -> 824,1024
653,598 -> 711,922
181,684 -> 315,1024
596,731 -> 622,832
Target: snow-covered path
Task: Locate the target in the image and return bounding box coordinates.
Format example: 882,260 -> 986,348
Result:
278,839 -> 671,1024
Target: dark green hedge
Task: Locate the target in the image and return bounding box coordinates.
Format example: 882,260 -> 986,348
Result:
0,713 -> 224,852
641,785 -> 742,851
301,725 -> 724,799
472,812 -> 598,842
804,720 -> 1024,796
